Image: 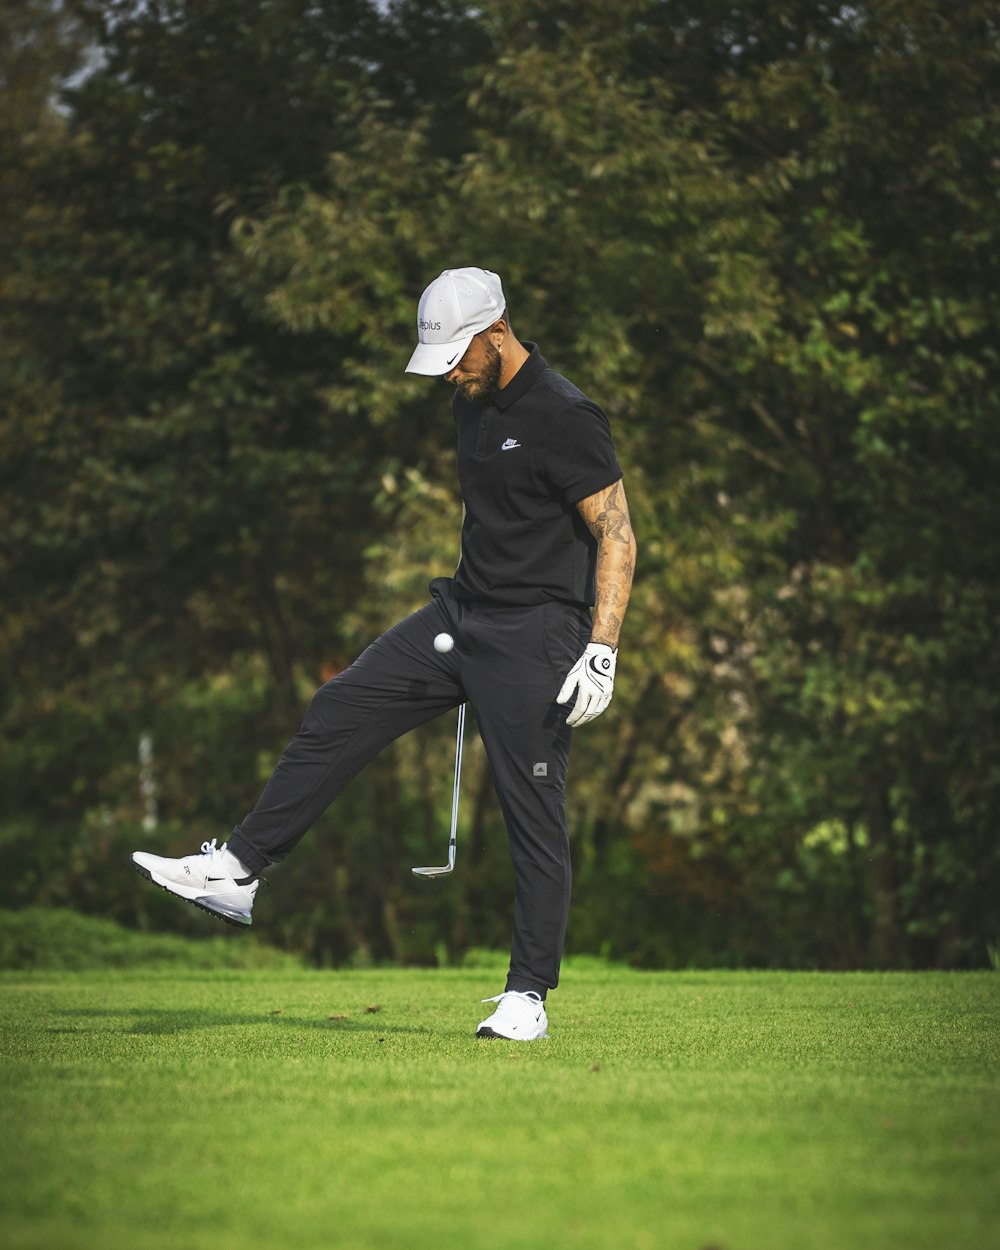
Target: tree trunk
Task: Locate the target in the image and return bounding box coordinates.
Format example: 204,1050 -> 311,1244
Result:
866,782 -> 898,967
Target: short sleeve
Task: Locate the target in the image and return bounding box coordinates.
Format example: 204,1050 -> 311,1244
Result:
545,399 -> 623,504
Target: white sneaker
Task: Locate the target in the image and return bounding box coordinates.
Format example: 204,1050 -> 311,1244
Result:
477,991 -> 549,1040
131,839 -> 259,927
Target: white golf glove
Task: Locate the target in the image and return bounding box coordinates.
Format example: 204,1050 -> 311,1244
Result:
556,643 -> 617,727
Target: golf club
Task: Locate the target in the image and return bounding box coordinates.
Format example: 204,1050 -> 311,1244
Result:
412,702 -> 465,878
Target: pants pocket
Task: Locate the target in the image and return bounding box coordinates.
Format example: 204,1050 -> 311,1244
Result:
541,602 -> 591,674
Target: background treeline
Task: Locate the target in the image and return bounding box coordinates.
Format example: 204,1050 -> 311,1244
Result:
2,0 -> 998,969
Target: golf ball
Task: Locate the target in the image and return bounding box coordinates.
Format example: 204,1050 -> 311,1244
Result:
433,632 -> 455,654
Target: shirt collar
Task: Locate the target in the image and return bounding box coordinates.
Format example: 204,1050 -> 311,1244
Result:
492,342 -> 545,410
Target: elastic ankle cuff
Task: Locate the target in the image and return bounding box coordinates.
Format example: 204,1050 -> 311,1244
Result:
505,980 -> 547,1000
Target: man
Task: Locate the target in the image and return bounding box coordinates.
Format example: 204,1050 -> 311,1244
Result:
132,267 -> 636,1041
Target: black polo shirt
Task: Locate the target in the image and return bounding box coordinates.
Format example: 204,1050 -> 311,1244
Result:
451,344 -> 622,608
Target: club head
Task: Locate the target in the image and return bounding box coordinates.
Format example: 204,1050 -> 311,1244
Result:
412,839 -> 456,879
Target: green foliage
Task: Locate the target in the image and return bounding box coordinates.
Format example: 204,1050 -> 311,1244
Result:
0,906 -> 300,970
2,0 -> 998,968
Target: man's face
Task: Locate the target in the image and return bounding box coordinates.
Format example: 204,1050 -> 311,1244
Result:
444,332 -> 502,405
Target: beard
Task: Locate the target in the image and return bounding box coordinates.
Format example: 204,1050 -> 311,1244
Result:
455,338 -> 503,405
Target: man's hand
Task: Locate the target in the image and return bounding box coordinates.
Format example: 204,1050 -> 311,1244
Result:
556,643 -> 618,727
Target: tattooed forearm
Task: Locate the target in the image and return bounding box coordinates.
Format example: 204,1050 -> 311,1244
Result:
576,479 -> 637,649
588,482 -> 632,545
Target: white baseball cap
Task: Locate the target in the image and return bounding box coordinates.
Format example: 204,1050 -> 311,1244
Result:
405,267 -> 506,375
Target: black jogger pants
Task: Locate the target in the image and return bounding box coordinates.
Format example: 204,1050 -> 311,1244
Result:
227,577 -> 592,995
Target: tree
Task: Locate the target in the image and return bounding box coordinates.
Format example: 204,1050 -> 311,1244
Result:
3,0 -> 997,967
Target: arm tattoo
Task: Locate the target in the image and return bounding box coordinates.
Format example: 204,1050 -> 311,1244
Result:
577,479 -> 637,649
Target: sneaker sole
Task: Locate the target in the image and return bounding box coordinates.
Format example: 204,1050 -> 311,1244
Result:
476,1027 -> 548,1040
131,860 -> 253,928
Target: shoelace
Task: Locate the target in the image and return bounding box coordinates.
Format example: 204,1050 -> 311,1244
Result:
481,991 -> 543,1012
198,838 -> 264,888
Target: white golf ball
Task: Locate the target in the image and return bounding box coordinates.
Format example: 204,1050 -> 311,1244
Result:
433,632 -> 455,654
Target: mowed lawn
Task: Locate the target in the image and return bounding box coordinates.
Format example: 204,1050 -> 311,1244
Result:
1,965 -> 997,1250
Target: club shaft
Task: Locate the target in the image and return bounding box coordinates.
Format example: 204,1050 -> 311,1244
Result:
448,703 -> 465,857
411,701 -> 465,876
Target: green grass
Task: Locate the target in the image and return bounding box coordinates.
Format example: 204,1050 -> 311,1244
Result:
1,964 -> 997,1250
